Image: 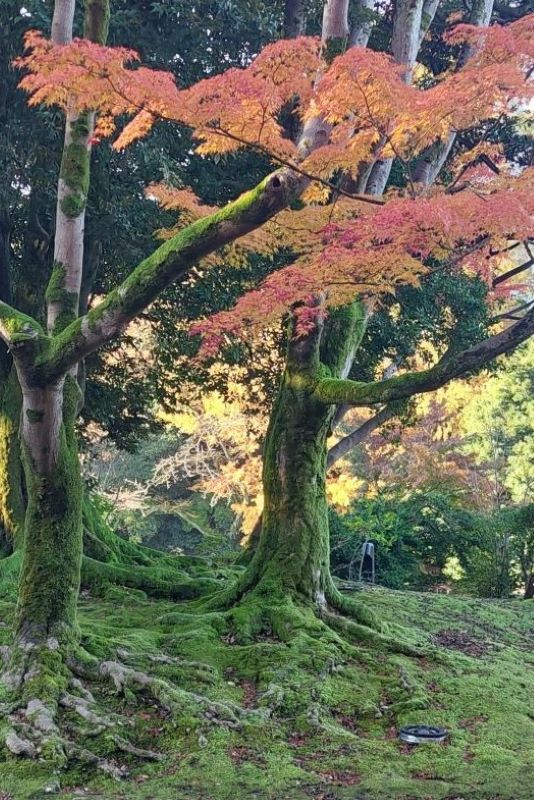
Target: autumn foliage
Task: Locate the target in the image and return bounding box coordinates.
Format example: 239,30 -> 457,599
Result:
15,15 -> 534,355
17,17 -> 534,165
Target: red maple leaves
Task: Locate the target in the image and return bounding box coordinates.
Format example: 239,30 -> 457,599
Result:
191,169 -> 534,356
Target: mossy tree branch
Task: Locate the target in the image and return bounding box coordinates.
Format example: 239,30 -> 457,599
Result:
0,302 -> 43,349
314,305 -> 534,407
40,170 -> 304,380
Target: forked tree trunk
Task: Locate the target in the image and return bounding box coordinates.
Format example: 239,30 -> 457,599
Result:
253,376 -> 334,603
242,303 -> 366,605
14,376 -> 82,647
7,0 -> 109,650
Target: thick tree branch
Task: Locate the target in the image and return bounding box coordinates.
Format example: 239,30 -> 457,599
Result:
322,0 -> 350,41
365,0 -> 426,195
327,404 -> 397,467
0,303 -> 43,349
298,0 -> 351,159
41,171 -> 305,379
493,255 -> 534,287
35,1 -> 363,382
313,306 -> 534,406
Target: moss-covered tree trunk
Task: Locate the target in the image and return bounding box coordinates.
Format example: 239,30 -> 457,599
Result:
0,368 -> 24,555
239,303 -> 367,607
251,372 -> 335,604
14,376 -> 82,648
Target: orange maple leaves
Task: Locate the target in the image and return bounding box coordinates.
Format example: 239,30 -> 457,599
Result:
191,169 -> 534,356
16,16 -> 534,174
16,32 -> 321,159
15,14 -> 534,358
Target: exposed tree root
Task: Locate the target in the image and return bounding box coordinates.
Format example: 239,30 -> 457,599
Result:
320,608 -> 425,657
0,626 -> 267,786
199,572 -> 428,658
80,493 -> 232,601
325,581 -> 384,631
0,514 -> 227,604
81,555 -> 221,600
1,573 -> 437,789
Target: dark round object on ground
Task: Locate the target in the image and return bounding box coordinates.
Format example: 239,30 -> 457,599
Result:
398,725 -> 448,744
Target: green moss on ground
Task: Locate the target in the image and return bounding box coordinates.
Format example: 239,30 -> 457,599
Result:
0,585 -> 532,800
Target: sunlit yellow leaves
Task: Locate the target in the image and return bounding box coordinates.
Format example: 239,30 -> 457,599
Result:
158,410 -> 199,435
327,471 -> 364,511
301,182 -> 331,204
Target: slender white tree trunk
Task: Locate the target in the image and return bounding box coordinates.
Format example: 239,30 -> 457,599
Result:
365,0 -> 425,195
51,0 -> 75,45
413,0 -> 495,186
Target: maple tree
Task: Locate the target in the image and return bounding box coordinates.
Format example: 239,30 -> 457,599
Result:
1,0 -> 534,768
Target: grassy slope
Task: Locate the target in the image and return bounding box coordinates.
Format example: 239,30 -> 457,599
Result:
0,584 -> 532,800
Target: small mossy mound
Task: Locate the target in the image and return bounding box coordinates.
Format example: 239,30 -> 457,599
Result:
0,583 -> 532,799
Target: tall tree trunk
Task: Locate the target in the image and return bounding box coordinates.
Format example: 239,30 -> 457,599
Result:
240,303 -> 367,605
10,0 -> 109,648
14,376 -> 82,647
251,373 -> 334,603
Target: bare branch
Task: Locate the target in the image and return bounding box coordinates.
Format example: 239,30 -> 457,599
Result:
493,256 -> 534,287
327,404 -> 397,466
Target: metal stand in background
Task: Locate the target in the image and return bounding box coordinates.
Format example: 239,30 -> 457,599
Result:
358,540 -> 375,584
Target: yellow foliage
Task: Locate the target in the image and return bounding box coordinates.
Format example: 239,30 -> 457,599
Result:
326,469 -> 364,511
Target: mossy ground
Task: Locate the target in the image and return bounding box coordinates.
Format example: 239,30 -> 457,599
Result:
0,577 -> 532,800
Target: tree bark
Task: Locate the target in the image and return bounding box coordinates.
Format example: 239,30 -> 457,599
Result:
14,376 -> 82,647
0,369 -> 24,554
49,0 -> 110,336
240,303 -> 367,604
283,0 -> 307,38
250,374 -> 334,603
10,0 -> 110,651
326,403 -> 396,467
349,0 -> 376,48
